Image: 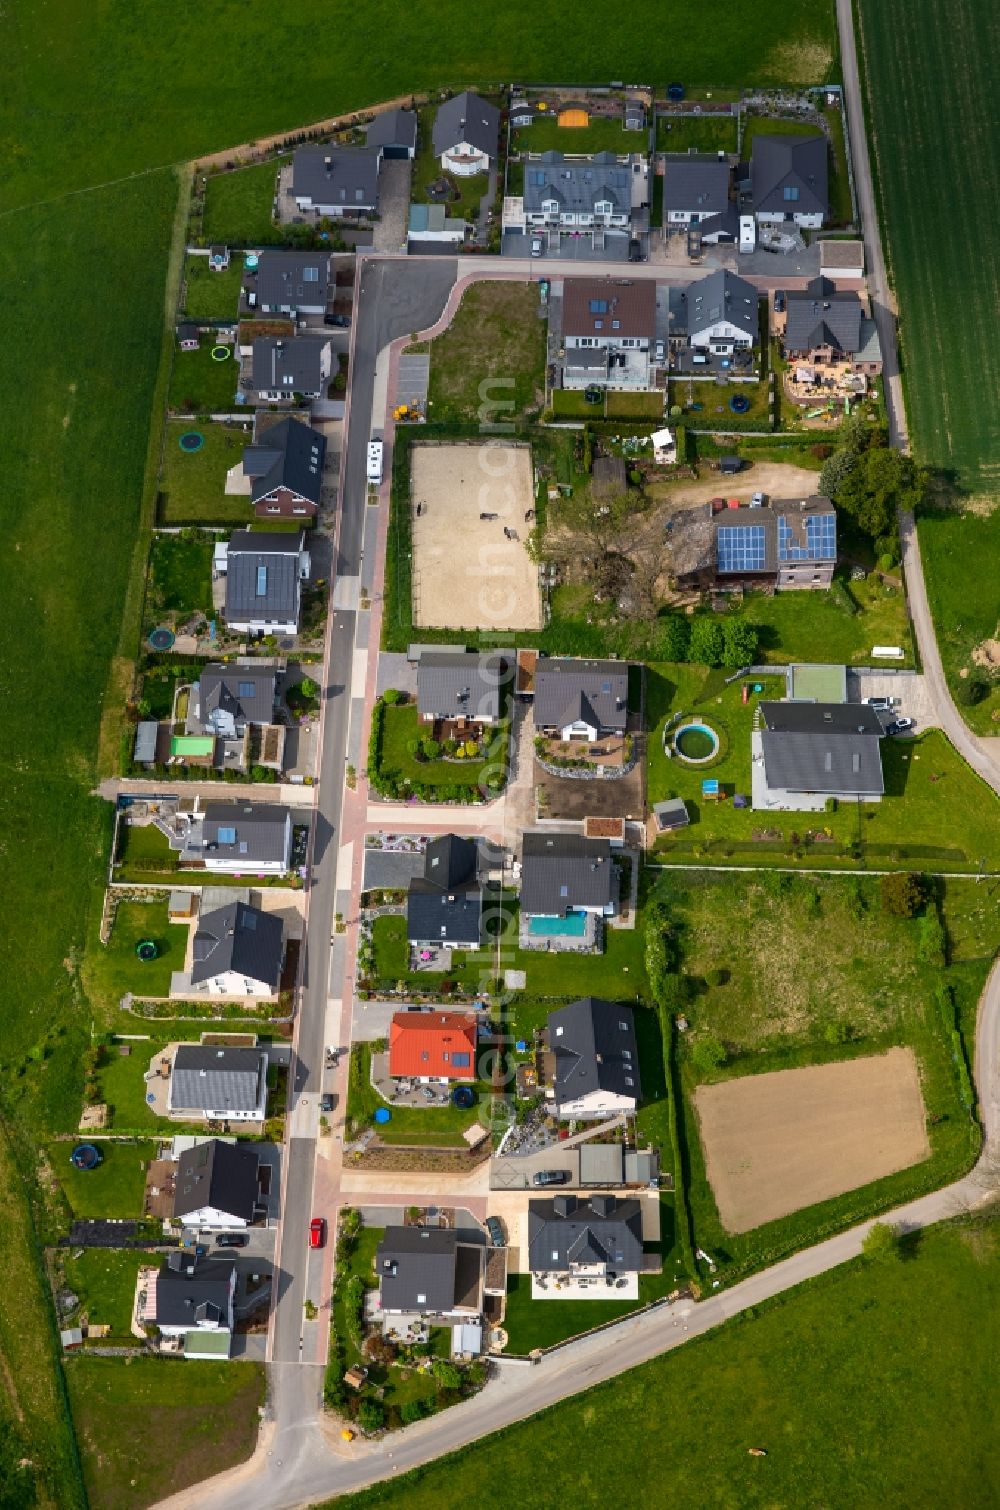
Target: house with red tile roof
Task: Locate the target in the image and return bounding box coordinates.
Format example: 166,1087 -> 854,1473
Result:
388,1012 -> 478,1083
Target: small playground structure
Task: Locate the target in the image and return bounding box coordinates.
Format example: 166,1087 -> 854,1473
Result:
70,1144 -> 103,1172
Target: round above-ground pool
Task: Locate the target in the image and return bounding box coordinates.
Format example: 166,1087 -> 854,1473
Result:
178,429 -> 204,452
673,721 -> 721,764
70,1144 -> 102,1171
374,1107 -> 391,1125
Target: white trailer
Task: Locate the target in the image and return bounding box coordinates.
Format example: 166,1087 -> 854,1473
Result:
367,439 -> 384,484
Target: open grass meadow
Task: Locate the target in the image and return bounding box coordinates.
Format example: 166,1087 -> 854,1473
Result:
916,506 -> 1000,735
333,1211 -> 1000,1510
857,0 -> 1000,498
425,281 -> 547,424
65,1355 -> 265,1510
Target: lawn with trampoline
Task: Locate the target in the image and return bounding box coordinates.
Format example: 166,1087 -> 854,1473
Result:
47,1138 -> 158,1219
83,898 -> 189,1011
159,418 -> 254,525
167,338 -> 238,414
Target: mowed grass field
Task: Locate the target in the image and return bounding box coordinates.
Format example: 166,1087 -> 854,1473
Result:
333,1212 -> 1000,1510
857,0 -> 1000,497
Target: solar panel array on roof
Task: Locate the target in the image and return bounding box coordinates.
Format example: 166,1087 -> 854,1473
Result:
777,514 -> 837,562
717,524 -> 766,572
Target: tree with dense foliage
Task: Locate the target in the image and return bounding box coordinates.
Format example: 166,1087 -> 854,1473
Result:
721,618 -> 759,669
657,614 -> 692,662
863,1222 -> 902,1262
879,871 -> 926,918
689,616 -> 724,667
692,1035 -> 727,1073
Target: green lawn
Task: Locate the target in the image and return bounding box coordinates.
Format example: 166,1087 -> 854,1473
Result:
553,390 -> 664,420
346,1042 -> 489,1147
426,282 -> 546,424
502,1235 -> 678,1354
48,1139 -> 158,1219
167,340 -> 239,414
668,376 -> 770,431
333,1211 -> 1000,1510
85,899 -> 190,1010
65,1355 -> 264,1510
158,419 -> 253,525
739,575 -> 913,665
657,115 -> 738,153
646,664 -> 1000,870
742,111 -> 853,226
376,701 -> 498,790
147,532 -> 214,621
59,1249 -> 149,1338
513,118 -> 646,155
917,507 -> 1000,735
178,255 -> 245,321
201,159 -> 288,246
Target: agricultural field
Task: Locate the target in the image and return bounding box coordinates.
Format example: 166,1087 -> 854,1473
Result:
916,507 -> 1000,734
857,0 -> 1000,498
158,418 -> 254,525
333,1211 -> 1000,1510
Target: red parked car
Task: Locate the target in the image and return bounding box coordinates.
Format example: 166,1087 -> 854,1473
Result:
309,1217 -> 326,1249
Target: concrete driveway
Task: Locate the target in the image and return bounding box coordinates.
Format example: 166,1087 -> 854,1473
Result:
847,669 -> 938,729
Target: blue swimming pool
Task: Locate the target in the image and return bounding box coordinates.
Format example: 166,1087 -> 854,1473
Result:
526,912 -> 588,938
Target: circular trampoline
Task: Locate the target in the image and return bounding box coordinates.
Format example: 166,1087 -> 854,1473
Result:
729,394 -> 751,414
452,1086 -> 475,1109
374,1107 -> 391,1125
673,721 -> 721,764
211,345 -> 231,362
70,1144 -> 102,1171
135,939 -> 159,962
178,430 -> 204,452
148,626 -> 175,651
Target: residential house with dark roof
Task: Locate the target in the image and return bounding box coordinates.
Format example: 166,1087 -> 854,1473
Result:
247,337 -> 333,404
240,415 -> 326,517
683,268 -> 759,353
375,1228 -> 485,1323
663,155 -> 732,228
432,91 -> 500,176
546,998 -> 641,1118
750,134 -> 828,228
186,801 -> 293,876
366,107 -> 418,159
292,145 -> 382,217
147,1252 -> 236,1358
519,833 -> 617,919
714,497 -> 837,591
527,1194 -> 644,1278
167,1044 -> 269,1123
171,1139 -> 261,1229
783,277 -> 882,376
191,665 -> 277,738
416,649 -> 508,731
533,658 -> 629,741
755,700 -> 885,811
561,278 -> 656,390
244,251 -> 331,316
388,1011 -> 479,1082
407,834 -> 483,950
190,901 -> 284,996
220,530 -> 310,635
518,153 -> 640,245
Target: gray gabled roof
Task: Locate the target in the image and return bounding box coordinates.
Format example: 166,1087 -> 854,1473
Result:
523,153 -> 633,215
376,1227 -> 485,1314
784,277 -> 862,354
415,650 -> 508,723
367,107 -> 418,151
662,154 -> 731,214
292,145 -> 381,208
154,1254 -> 236,1327
751,133 -> 828,217
170,1044 -> 267,1114
250,338 -> 328,397
527,1195 -> 644,1273
519,833 -> 614,916
423,833 -> 478,889
250,251 -> 331,310
172,1139 -> 260,1223
686,268 -> 759,339
548,998 -> 641,1107
197,663 -> 277,730
242,415 -> 326,505
191,901 -> 284,988
432,91 -> 500,160
533,658 -> 628,734
407,835 -> 482,946
200,801 -> 292,867
224,531 -> 306,625
759,700 -> 884,795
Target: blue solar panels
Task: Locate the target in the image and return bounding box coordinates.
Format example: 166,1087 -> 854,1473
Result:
717,523 -> 766,573
778,513 -> 837,561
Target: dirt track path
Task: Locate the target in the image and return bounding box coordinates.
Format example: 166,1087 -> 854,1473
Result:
650,461 -> 823,507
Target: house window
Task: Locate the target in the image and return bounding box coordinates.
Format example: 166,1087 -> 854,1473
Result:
625,1076 -> 634,1087
417,1292 -> 427,1304
303,266 -> 320,281
594,319 -> 603,330
783,186 -> 800,202
612,319 -> 620,330
619,1020 -> 629,1031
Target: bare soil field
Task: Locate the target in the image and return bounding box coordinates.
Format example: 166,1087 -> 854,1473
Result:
410,443 -> 542,631
646,461 -> 822,509
694,1048 -> 930,1234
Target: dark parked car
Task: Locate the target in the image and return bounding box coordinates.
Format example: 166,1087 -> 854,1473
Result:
324,312 -> 351,328
215,1233 -> 249,1248
885,717 -> 914,736
532,1169 -> 570,1187
320,1092 -> 335,1114
484,1215 -> 505,1248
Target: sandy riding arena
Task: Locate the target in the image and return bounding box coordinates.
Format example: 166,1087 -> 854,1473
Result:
410,443 -> 542,631
694,1048 -> 930,1234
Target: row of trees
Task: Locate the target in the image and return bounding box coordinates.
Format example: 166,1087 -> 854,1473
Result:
656,613 -> 759,670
